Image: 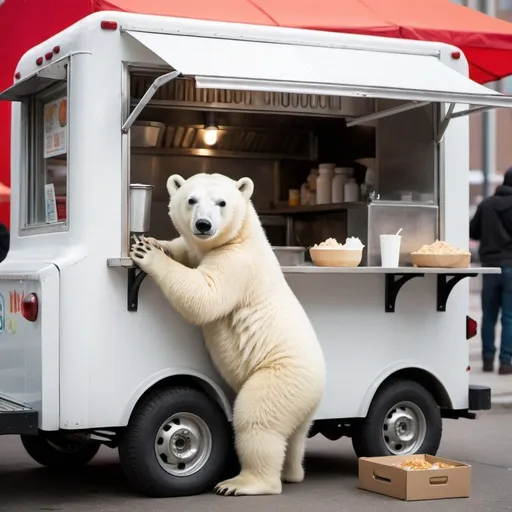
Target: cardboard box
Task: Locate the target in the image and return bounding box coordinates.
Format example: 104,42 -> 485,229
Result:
358,454 -> 471,501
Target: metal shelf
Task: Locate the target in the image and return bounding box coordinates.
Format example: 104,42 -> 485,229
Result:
131,146 -> 313,161
259,202 -> 365,215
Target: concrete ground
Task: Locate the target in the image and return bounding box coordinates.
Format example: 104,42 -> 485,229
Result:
0,409 -> 511,512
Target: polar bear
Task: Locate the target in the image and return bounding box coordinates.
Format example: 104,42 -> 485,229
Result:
129,173 -> 326,496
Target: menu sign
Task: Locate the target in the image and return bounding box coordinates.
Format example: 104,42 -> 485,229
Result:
44,96 -> 67,158
44,183 -> 58,224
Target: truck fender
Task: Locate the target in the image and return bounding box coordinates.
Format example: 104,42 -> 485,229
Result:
120,367 -> 233,426
357,360 -> 451,418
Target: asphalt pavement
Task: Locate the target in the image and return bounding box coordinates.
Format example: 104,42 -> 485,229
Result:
0,409 -> 511,512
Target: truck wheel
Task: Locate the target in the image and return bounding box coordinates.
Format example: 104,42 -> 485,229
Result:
20,433 -> 100,468
119,386 -> 232,498
352,380 -> 442,458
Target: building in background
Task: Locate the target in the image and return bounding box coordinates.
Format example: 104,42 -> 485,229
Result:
456,0 -> 512,212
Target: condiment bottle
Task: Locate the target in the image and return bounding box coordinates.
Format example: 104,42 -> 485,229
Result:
316,164 -> 335,204
332,167 -> 352,203
344,178 -> 360,202
288,189 -> 300,207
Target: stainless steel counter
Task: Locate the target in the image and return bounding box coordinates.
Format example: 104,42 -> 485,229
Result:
107,258 -> 500,275
280,264 -> 500,275
107,258 -> 495,314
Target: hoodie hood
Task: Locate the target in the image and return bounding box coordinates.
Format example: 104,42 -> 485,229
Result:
504,167 -> 512,187
494,168 -> 512,204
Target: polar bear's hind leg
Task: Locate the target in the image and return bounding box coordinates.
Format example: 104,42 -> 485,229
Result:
215,369 -> 307,496
281,414 -> 314,483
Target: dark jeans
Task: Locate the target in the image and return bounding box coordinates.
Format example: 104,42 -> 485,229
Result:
481,268 -> 512,365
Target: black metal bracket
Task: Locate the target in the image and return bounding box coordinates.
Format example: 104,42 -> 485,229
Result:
437,273 -> 477,312
385,273 -> 425,313
127,266 -> 148,312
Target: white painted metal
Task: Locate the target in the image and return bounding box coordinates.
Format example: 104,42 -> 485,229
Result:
0,261 -> 59,430
0,11 -> 500,432
125,29 -> 512,108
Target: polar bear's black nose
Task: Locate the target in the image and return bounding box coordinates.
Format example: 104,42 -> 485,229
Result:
195,219 -> 212,234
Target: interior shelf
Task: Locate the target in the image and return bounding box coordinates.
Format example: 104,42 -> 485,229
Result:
258,202 -> 366,215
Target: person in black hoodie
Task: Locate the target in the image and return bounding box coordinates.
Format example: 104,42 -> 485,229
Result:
470,167 -> 512,375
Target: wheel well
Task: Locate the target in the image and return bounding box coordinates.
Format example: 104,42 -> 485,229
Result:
132,375 -> 232,422
375,368 -> 452,409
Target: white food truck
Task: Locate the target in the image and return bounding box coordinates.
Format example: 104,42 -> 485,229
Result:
0,11 -> 509,497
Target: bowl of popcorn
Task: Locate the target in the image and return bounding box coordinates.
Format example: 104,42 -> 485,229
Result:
411,240 -> 471,268
309,237 -> 365,267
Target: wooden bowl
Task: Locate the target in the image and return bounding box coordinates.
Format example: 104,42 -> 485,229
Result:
410,252 -> 471,269
309,248 -> 363,267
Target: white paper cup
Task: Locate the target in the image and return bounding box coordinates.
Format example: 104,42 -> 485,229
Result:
380,234 -> 402,267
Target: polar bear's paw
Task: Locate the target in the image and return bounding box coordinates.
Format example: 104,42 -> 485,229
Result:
129,235 -> 167,273
281,464 -> 305,483
142,236 -> 166,252
214,473 -> 282,496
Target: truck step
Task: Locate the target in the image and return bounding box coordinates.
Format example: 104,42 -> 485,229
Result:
0,396 -> 38,435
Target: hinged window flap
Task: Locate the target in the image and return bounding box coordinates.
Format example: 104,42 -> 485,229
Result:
0,57 -> 68,102
124,29 -> 512,111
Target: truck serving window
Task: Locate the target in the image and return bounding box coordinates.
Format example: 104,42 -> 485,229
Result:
25,82 -> 68,230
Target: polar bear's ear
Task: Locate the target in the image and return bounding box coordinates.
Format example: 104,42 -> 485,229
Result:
166,175 -> 186,197
236,177 -> 254,200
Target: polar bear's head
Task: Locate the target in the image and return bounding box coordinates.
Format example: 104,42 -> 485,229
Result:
166,173 -> 254,247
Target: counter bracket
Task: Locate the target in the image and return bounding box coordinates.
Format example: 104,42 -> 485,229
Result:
437,273 -> 477,312
385,273 -> 425,313
127,266 -> 148,312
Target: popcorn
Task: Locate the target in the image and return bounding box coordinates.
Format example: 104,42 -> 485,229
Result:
311,237 -> 365,250
312,237 -> 343,249
391,458 -> 455,471
343,236 -> 365,250
414,240 -> 470,256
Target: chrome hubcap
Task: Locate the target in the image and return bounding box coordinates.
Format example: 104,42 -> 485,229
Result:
382,401 -> 427,455
154,412 -> 212,477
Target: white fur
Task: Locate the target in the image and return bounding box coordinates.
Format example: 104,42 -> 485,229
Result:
130,173 -> 326,496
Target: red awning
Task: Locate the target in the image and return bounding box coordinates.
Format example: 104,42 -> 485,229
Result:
92,0 -> 512,84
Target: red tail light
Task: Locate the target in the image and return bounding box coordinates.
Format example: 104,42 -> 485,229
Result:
100,20 -> 118,30
466,315 -> 477,340
21,294 -> 38,322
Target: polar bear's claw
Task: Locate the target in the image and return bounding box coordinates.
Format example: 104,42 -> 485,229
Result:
128,235 -> 168,273
214,474 -> 282,496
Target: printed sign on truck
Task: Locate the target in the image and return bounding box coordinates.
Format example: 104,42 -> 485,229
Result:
44,96 -> 67,158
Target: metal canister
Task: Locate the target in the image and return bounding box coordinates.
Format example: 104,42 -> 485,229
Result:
130,183 -> 154,234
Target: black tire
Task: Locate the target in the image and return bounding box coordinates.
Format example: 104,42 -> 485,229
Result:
352,379 -> 442,458
119,386 -> 232,498
20,433 -> 100,469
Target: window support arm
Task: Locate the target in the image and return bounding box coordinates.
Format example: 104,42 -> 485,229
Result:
121,70 -> 180,134
346,101 -> 430,128
435,103 -> 456,144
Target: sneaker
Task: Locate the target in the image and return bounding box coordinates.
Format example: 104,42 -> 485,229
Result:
498,363 -> 512,375
483,360 -> 494,372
